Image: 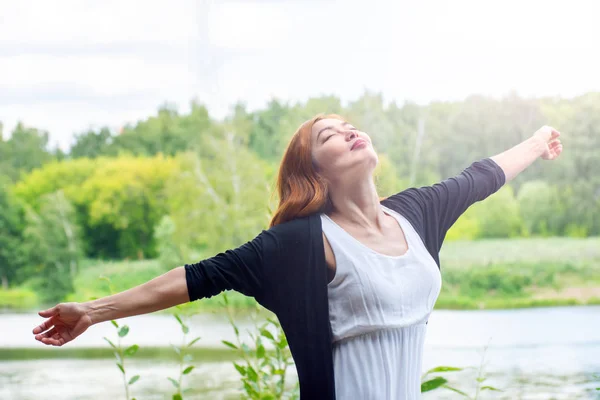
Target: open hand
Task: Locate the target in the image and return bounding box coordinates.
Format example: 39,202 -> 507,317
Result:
32,302 -> 93,346
533,126 -> 563,160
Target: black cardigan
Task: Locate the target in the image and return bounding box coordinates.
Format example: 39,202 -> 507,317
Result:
185,158 -> 506,399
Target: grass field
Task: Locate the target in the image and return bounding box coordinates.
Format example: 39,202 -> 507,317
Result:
2,237 -> 599,311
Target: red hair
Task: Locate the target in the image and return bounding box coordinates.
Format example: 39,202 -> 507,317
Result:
269,114 -> 344,227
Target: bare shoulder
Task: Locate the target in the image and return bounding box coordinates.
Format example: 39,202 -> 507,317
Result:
322,232 -> 336,283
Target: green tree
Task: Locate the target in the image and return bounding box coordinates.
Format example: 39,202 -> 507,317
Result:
0,177 -> 27,289
0,122 -> 54,181
471,186 -> 524,238
22,190 -> 84,303
77,155 -> 178,259
70,127 -> 114,159
517,180 -> 561,236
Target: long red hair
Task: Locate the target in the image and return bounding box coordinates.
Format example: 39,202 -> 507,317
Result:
269,114 -> 345,227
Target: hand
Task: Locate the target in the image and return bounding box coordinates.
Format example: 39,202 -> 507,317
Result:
32,302 -> 93,346
533,126 -> 563,160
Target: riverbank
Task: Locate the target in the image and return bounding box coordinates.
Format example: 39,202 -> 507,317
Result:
2,237 -> 599,312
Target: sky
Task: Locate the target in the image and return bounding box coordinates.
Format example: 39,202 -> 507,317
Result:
1,0 -> 599,151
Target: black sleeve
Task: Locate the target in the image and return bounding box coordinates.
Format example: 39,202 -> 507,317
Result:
410,157 -> 506,244
184,229 -> 270,302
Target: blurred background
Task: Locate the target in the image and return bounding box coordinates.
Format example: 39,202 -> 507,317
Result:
1,0 -> 599,399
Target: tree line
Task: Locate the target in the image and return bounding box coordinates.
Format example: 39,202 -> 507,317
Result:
1,91 -> 598,302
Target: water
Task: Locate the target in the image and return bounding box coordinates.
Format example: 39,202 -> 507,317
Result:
1,306 -> 600,399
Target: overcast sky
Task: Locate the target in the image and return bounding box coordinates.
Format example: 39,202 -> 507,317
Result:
1,0 -> 599,151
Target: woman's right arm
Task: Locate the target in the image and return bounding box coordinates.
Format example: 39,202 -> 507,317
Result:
33,266 -> 189,346
87,266 -> 189,323
33,227 -> 273,347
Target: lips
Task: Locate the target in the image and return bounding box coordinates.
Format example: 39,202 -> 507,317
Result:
351,139 -> 367,151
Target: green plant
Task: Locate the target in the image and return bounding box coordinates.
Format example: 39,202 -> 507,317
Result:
222,293 -> 299,399
168,308 -> 202,400
99,276 -> 140,400
421,343 -> 501,398
421,366 -> 465,394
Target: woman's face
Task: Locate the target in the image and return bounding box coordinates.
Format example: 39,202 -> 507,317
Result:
311,118 -> 378,185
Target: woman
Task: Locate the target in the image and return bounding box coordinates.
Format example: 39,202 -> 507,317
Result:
32,114 -> 563,399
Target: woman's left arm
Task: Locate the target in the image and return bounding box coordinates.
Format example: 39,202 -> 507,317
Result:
387,126 -> 564,256
490,125 -> 563,182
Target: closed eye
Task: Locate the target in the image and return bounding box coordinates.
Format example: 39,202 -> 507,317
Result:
323,127 -> 358,143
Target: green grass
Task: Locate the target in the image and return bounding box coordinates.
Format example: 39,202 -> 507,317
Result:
0,346 -> 239,361
440,237 -> 600,268
2,237 -> 599,311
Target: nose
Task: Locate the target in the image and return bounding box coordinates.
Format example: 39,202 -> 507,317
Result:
345,130 -> 358,141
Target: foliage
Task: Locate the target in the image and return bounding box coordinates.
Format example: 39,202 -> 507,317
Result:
154,215 -> 186,271
21,190 -> 84,303
168,309 -> 202,400
222,294 -> 299,399
0,178 -> 27,288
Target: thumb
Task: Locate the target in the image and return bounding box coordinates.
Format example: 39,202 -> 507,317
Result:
39,304 -> 60,317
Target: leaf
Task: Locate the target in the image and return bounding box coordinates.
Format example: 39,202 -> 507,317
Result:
168,377 -> 179,389
128,375 -> 140,385
241,343 -> 251,354
118,325 -> 129,337
172,394 -> 182,400
173,313 -> 183,326
421,377 -> 448,392
425,366 -> 463,373
260,394 -> 276,400
182,324 -> 189,334
187,336 -> 201,347
124,344 -> 139,356
233,362 -> 246,376
183,354 -> 194,363
221,340 -> 238,350
243,381 -> 257,396
247,366 -> 258,381
171,344 -> 181,355
481,386 -> 502,391
103,337 -> 116,349
183,366 -> 194,375
111,320 -> 119,328
260,329 -> 274,340
277,336 -> 288,349
117,363 -> 124,374
256,344 -> 266,359
273,369 -> 285,375
113,351 -> 122,364
442,385 -> 469,397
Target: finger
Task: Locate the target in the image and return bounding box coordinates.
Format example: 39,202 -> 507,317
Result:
549,138 -> 561,146
35,327 -> 57,341
33,316 -> 56,334
38,304 -> 60,318
41,336 -> 65,346
549,128 -> 560,140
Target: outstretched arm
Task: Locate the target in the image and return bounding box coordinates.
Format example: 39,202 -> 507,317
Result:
33,266 -> 189,346
33,228 -> 271,347
386,125 -> 564,257
490,125 -> 563,182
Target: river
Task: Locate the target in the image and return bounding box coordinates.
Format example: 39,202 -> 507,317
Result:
1,306 -> 599,399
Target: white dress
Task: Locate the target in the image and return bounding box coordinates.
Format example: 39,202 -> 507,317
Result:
321,204 -> 442,400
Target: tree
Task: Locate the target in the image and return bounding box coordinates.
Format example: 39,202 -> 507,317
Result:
22,190 -> 84,303
0,122 -> 54,181
0,177 -> 27,289
70,127 -> 114,159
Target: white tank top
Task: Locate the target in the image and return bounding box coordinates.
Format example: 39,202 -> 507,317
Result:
321,204 -> 442,400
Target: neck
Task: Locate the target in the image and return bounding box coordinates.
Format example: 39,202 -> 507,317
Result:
327,177 -> 384,229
